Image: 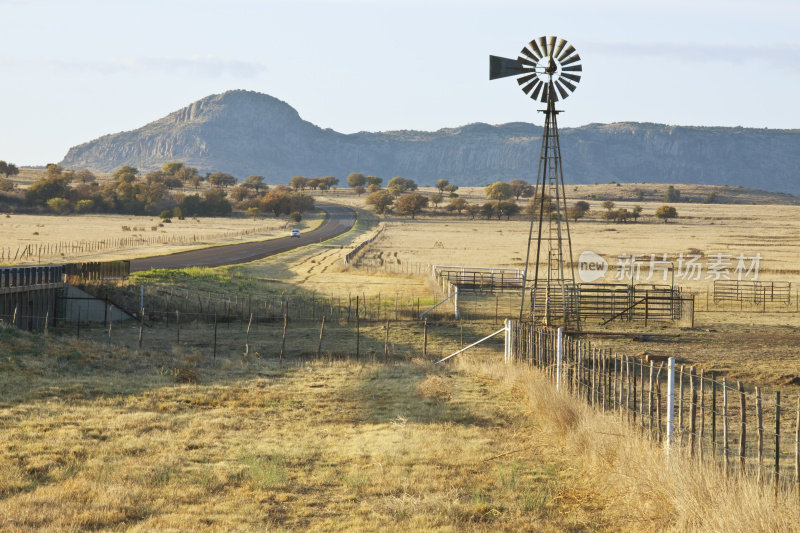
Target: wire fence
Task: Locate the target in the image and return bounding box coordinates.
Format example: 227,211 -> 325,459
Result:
508,321 -> 800,497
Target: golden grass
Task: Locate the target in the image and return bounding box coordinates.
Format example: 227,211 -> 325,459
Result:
3,321 -> 798,531
0,324 -> 590,531
0,211 -> 325,265
460,354 -> 800,532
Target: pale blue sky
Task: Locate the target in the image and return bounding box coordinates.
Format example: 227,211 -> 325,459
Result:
2,0 -> 799,165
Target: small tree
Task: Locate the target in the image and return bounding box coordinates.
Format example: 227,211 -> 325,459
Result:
365,176 -> 382,187
366,190 -> 394,214
208,172 -> 236,188
436,179 -> 450,192
484,181 -> 514,200
664,185 -> 681,202
430,192 -> 444,208
632,205 -> 643,222
568,200 -> 590,221
394,192 -> 428,219
46,197 -> 70,214
480,202 -> 496,220
246,207 -> 261,219
0,161 -> 19,179
289,176 -> 308,191
465,204 -> 481,219
387,176 -> 417,196
601,200 -> 615,211
447,197 -> 468,214
655,205 -> 678,223
353,185 -> 366,196
496,200 -> 520,220
290,211 -> 302,223
75,199 -> 94,213
509,179 -> 532,199
347,172 -> 366,189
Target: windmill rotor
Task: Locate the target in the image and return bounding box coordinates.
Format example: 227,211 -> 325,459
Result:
489,35 -> 582,103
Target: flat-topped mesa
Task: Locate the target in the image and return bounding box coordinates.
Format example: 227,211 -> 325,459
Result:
59,90 -> 800,194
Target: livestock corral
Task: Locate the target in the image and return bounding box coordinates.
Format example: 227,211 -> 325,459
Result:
2,188 -> 800,531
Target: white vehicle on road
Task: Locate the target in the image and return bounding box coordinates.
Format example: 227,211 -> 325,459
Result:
290,229 -> 301,238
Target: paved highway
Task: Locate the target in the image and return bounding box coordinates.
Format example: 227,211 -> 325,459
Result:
129,203 -> 356,272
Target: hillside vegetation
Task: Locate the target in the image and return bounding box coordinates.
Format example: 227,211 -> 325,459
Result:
58,90 -> 800,194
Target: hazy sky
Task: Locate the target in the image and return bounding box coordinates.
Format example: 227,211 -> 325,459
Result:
2,0 -> 799,165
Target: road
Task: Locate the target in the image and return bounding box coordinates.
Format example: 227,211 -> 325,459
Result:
129,203 -> 356,272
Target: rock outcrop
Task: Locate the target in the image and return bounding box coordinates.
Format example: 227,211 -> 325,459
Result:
60,90 -> 800,194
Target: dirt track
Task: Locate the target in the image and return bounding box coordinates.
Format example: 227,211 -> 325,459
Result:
129,203 -> 355,271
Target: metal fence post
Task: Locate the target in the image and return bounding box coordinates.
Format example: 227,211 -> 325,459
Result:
504,318 -> 512,364
556,327 -> 563,391
666,356 -> 676,451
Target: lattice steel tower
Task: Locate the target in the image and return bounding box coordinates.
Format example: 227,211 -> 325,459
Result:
489,36 -> 582,327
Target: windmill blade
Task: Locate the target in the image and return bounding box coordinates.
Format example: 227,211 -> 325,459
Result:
531,81 -> 544,100
553,38 -> 567,59
528,39 -> 544,59
562,64 -> 582,72
521,78 -> 541,95
557,45 -> 575,61
517,56 -> 537,68
547,36 -> 556,57
516,73 -> 538,86
520,46 -> 539,62
538,36 -> 548,56
560,53 -> 581,67
555,80 -> 570,99
489,55 -> 526,79
560,72 -> 581,83
558,77 -> 577,93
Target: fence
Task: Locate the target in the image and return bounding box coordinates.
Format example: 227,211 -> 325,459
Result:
343,226 -> 384,265
0,265 -> 64,330
64,260 -> 130,282
0,226 -> 277,264
507,321 -> 800,494
432,266 -> 524,292
714,280 -> 792,305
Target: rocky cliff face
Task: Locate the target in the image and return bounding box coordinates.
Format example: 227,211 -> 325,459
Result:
60,90 -> 800,194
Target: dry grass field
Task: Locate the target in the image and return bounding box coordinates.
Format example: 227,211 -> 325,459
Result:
2,322 -> 798,531
3,182 -> 800,530
0,211 -> 324,265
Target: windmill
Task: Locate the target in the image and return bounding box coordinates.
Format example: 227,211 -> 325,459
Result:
490,36 -> 582,327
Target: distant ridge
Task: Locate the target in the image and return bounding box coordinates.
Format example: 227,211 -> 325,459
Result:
60,90 -> 800,194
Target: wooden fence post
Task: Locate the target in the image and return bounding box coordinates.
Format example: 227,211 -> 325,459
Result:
355,296 -> 360,359
723,378 -> 729,476
690,367 -> 697,457
738,381 -> 746,475
648,361 -> 655,437
317,316 -> 325,359
280,308 -> 288,363
775,391 -> 781,499
712,372 -> 717,458
700,369 -> 705,461
213,312 -> 218,360
679,365 -> 685,444
423,319 -> 428,359
384,320 -> 389,360
795,397 -> 799,500
244,313 -> 253,357
756,386 -> 763,483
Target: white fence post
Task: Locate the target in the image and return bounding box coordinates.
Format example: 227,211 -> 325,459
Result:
453,285 -> 459,320
504,318 -> 512,364
556,327 -> 563,391
666,356 -> 676,451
